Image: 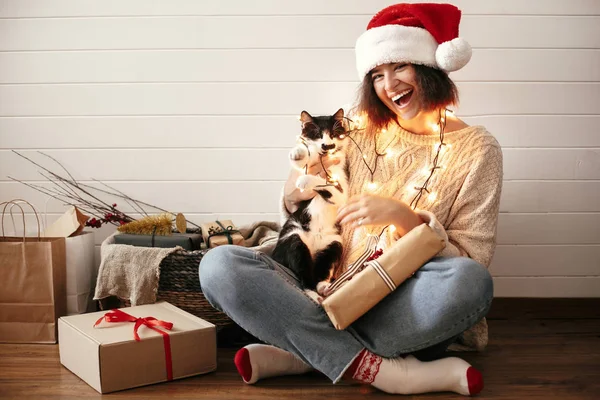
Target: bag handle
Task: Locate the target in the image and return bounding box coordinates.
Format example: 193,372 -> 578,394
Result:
1,199 -> 41,241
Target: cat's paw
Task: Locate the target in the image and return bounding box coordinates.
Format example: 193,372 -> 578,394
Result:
295,175 -> 317,192
316,281 -> 332,297
304,289 -> 323,304
289,146 -> 309,169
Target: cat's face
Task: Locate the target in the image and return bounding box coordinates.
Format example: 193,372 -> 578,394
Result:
299,108 -> 346,155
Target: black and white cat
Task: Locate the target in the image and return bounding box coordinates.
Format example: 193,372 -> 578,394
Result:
272,108 -> 349,296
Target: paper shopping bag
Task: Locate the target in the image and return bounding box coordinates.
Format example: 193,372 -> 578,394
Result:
43,206 -> 96,315
0,200 -> 67,343
63,231 -> 96,314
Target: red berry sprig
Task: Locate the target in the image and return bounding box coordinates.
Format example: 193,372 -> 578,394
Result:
85,203 -> 131,229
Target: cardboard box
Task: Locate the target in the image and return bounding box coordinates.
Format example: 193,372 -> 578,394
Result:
59,302 -> 216,393
322,224 -> 446,330
200,220 -> 244,248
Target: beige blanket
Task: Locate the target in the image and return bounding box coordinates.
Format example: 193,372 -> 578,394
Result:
93,221 -> 280,306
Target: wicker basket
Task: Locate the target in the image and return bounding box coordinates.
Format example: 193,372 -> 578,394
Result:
156,248 -> 234,329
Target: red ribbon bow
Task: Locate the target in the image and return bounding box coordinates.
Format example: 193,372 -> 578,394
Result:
94,309 -> 174,381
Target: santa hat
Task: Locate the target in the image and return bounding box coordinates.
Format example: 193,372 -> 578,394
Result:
355,3 -> 472,80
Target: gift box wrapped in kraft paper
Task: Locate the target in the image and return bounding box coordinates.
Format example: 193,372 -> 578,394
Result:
322,224 -> 446,330
58,302 -> 216,394
200,220 -> 244,248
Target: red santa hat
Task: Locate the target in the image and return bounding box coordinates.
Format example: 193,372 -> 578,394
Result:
355,3 -> 472,80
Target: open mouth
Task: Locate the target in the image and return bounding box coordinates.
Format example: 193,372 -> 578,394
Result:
392,88 -> 414,109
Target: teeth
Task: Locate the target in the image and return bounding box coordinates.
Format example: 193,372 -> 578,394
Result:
392,89 -> 412,102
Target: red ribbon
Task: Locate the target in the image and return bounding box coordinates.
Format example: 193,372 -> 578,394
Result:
94,309 -> 174,381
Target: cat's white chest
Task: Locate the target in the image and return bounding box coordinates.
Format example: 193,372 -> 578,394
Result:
305,197 -> 342,253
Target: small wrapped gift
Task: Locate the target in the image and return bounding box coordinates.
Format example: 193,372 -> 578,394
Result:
114,232 -> 203,250
200,220 -> 244,248
322,224 -> 446,330
58,302 -> 216,393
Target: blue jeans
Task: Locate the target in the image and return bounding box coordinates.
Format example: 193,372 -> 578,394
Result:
199,245 -> 493,383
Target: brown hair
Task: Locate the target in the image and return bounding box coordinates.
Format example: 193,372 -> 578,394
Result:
355,64 -> 458,134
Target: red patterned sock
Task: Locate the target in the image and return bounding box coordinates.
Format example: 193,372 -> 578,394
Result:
344,349 -> 382,383
344,349 -> 483,396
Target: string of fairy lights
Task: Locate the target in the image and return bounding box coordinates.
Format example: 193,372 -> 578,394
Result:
295,108 -> 451,209
294,108 -> 452,241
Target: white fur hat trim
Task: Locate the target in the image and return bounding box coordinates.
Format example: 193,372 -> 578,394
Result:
355,25 -> 438,80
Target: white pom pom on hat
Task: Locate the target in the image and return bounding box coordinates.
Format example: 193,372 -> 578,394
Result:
355,3 -> 472,80
436,37 -> 472,72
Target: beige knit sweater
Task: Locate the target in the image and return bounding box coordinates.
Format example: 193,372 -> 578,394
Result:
341,122 -> 503,351
342,123 -> 503,269
281,122 -> 503,351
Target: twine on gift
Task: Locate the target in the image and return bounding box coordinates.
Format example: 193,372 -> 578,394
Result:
327,235 -> 400,295
93,309 -> 174,381
206,220 -> 241,247
151,225 -> 158,247
365,260 -> 396,292
327,235 -> 379,295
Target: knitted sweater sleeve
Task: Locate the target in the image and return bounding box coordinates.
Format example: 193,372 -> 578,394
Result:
417,141 -> 503,268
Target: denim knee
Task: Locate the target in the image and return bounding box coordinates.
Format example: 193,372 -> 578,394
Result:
450,257 -> 494,314
199,245 -> 251,306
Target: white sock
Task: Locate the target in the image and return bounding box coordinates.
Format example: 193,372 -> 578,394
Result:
234,344 -> 313,384
349,350 -> 483,396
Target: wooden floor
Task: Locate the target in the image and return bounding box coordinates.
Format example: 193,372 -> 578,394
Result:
1,299 -> 599,399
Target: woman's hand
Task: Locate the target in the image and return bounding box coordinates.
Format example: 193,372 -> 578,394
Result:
283,155 -> 341,213
336,194 -> 424,235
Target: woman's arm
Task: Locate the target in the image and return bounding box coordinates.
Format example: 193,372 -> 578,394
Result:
416,143 -> 503,267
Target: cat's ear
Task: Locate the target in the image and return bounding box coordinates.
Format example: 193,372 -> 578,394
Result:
300,111 -> 313,124
333,108 -> 345,120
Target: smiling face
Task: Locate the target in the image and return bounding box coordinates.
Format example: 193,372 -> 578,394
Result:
371,63 -> 421,121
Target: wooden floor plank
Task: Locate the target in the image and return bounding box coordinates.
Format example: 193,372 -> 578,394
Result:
1,299 -> 599,399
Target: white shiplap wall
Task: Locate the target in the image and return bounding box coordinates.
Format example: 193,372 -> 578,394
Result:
1,0 -> 599,297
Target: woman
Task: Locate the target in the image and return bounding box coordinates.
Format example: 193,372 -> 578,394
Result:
200,3 -> 502,396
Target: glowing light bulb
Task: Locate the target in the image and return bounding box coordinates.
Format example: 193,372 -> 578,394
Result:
407,184 -> 418,193
382,129 -> 387,133
367,181 -> 378,191
430,123 -> 440,133
421,167 -> 431,176
428,192 -> 437,201
363,155 -> 368,159
331,174 -> 339,181
389,225 -> 397,233
386,150 -> 394,158
339,134 -> 346,139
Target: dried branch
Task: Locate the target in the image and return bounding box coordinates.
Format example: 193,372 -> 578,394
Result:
9,150 -> 200,230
